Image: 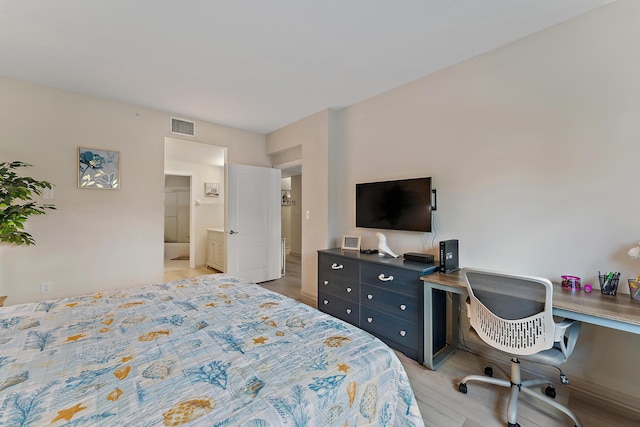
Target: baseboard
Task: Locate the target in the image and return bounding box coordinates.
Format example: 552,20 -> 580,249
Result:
565,376 -> 640,420
300,290 -> 317,304
459,342 -> 640,421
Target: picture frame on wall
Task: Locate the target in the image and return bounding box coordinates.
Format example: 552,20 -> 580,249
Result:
78,147 -> 120,189
281,190 -> 291,206
205,182 -> 219,197
341,235 -> 361,251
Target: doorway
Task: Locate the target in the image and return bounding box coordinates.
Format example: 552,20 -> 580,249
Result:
278,161 -> 302,279
164,137 -> 226,274
164,174 -> 193,271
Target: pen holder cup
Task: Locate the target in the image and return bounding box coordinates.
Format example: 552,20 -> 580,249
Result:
599,274 -> 619,296
628,280 -> 640,302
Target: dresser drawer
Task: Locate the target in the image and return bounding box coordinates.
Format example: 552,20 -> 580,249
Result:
361,283 -> 420,324
318,293 -> 360,326
318,253 -> 359,281
360,306 -> 419,351
360,264 -> 421,298
319,278 -> 359,303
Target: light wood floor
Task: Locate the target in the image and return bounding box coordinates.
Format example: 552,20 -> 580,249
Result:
164,256 -> 638,427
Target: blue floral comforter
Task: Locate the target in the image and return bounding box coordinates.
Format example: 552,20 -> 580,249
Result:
0,274 -> 423,426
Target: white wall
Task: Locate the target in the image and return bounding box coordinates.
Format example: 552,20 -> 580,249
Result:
0,77 -> 270,304
267,0 -> 640,402
337,3 -> 640,280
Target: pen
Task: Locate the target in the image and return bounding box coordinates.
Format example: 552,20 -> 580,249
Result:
603,272 -> 613,293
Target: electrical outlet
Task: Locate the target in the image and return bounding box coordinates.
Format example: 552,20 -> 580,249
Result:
40,282 -> 52,294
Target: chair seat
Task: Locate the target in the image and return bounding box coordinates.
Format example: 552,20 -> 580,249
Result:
519,342 -> 566,366
469,328 -> 567,366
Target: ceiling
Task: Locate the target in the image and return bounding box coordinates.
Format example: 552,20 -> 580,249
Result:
0,1 -> 613,135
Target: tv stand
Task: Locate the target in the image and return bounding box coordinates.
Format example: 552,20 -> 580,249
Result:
317,248 -> 447,365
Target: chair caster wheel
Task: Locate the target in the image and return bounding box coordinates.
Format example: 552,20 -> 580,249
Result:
458,383 -> 468,394
507,423 -> 520,427
484,365 -> 493,377
545,385 -> 556,398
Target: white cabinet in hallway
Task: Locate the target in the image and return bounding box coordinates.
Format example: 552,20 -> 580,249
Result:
206,228 -> 225,272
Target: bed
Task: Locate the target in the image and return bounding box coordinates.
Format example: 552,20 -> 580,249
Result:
0,274 -> 423,426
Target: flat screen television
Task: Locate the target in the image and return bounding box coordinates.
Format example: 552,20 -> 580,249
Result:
356,177 -> 432,232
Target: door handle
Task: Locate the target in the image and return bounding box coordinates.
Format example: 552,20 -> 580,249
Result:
229,230 -> 238,235
400,304 -> 406,311
378,274 -> 394,282
331,263 -> 344,270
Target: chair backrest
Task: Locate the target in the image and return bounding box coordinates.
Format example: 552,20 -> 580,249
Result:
463,268 -> 555,356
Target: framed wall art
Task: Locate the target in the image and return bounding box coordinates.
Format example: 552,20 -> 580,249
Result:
78,147 -> 120,189
281,190 -> 291,206
205,182 -> 219,197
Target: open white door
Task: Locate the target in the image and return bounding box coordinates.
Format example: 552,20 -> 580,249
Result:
226,164 -> 281,283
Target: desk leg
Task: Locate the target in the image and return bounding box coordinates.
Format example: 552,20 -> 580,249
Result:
423,283 -> 462,370
423,284 -> 435,369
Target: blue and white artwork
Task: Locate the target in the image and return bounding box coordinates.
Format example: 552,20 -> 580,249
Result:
78,147 -> 120,189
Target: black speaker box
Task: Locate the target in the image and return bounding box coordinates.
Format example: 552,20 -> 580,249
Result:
439,239 -> 459,273
403,252 -> 434,264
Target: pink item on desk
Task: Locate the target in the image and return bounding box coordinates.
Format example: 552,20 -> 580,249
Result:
561,275 -> 581,290
584,283 -> 592,293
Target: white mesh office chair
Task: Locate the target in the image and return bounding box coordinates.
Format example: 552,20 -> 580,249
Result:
458,268 -> 582,427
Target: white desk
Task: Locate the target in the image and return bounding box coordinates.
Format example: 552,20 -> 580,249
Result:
422,271 -> 640,370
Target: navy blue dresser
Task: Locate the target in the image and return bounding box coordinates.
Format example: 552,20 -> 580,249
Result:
317,248 -> 447,365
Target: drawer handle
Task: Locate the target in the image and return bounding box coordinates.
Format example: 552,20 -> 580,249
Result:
346,287 -> 352,293
323,280 -> 329,285
346,308 -> 352,314
378,274 -> 394,282
399,330 -> 406,337
400,304 -> 406,311
331,263 -> 344,270
367,294 -> 373,300
323,300 -> 329,305
367,317 -> 373,323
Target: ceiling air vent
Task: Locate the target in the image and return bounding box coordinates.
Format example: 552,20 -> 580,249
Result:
171,118 -> 195,136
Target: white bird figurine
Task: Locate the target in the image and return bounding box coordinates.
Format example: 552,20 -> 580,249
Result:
376,232 -> 399,258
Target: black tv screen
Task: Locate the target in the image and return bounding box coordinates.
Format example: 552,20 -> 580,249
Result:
356,177 -> 432,232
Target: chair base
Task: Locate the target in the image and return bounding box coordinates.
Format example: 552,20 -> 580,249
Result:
458,358 -> 582,427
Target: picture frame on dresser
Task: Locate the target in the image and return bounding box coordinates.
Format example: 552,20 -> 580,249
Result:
341,235 -> 361,251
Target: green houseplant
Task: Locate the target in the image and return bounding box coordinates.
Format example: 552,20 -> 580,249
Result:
0,161 -> 56,246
